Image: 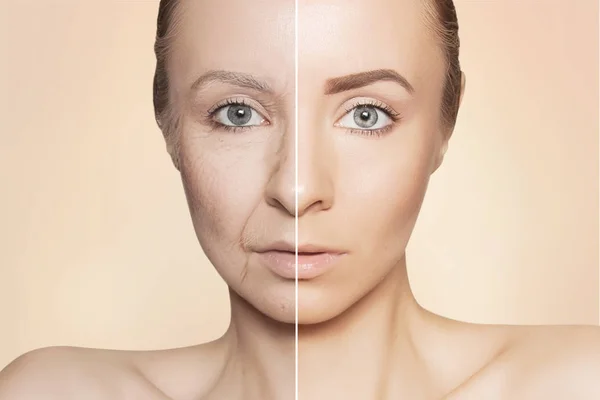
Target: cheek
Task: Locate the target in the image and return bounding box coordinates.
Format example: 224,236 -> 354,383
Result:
338,124 -> 437,251
179,137 -> 267,252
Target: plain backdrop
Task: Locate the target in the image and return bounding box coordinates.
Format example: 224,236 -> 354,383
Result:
0,0 -> 598,369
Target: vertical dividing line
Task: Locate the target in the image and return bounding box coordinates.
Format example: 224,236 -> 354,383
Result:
294,0 -> 299,399
597,3 -> 600,327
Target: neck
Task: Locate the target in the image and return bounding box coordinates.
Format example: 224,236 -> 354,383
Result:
298,256 -> 432,399
218,290 -> 295,400
216,256 -> 434,400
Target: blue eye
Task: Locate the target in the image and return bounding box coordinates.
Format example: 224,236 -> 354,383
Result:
337,105 -> 393,131
214,104 -> 266,127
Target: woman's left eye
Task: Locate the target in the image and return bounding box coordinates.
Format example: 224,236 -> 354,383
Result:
336,105 -> 393,131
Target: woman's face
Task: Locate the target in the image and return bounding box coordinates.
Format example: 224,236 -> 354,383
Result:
296,0 -> 450,324
169,0 -> 452,325
169,0 -> 297,322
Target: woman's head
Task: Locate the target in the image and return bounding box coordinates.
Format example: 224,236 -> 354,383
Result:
153,0 -> 464,325
153,0 -> 297,323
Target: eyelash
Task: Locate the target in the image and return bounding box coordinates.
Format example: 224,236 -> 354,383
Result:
342,99 -> 401,138
204,98 -> 263,133
203,99 -> 400,137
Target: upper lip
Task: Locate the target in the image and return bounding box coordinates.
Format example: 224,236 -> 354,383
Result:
257,241 -> 345,254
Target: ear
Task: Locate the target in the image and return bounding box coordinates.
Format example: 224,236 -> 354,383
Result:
458,71 -> 466,108
166,140 -> 181,171
432,71 -> 466,173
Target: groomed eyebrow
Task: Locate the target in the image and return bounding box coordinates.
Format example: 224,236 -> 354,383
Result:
325,69 -> 415,95
191,70 -> 273,93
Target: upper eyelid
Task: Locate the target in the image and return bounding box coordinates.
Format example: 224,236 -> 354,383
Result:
345,101 -> 396,114
208,97 -> 271,120
337,98 -> 400,119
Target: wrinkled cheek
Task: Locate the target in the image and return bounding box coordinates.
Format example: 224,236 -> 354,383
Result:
181,162 -> 227,244
181,171 -> 251,286
179,165 -> 245,278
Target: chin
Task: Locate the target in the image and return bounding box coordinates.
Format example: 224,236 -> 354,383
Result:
246,282 -> 298,325
265,310 -> 296,325
296,285 -> 351,325
297,305 -> 347,325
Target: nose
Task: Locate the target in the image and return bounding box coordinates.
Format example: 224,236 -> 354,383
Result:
264,120 -> 334,217
264,129 -> 296,216
296,127 -> 334,217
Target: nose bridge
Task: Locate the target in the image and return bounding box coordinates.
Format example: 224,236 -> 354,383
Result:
296,104 -> 334,216
264,119 -> 296,215
265,91 -> 334,217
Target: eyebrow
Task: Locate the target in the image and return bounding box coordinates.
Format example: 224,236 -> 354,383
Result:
190,70 -> 273,93
324,69 -> 415,95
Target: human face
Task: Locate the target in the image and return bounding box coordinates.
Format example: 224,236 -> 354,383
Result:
168,0 -> 297,323
296,0 -> 451,324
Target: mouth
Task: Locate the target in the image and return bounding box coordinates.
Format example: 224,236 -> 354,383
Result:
256,242 -> 346,280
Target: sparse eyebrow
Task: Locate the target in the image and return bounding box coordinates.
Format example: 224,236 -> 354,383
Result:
191,70 -> 273,93
324,69 -> 415,95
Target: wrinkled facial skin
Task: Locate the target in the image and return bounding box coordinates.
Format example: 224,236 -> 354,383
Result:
168,0 -> 296,322
296,0 -> 449,324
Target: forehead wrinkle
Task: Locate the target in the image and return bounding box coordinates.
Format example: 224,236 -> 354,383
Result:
190,70 -> 274,94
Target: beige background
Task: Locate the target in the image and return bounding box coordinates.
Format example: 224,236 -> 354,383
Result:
0,0 -> 598,369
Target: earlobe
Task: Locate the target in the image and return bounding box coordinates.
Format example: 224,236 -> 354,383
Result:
459,71 -> 466,108
166,142 -> 181,171
432,139 -> 449,173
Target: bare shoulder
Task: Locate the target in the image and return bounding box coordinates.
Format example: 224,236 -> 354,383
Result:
127,339 -> 231,400
0,340 -> 228,400
0,346 -> 170,399
508,325 -> 600,398
448,324 -> 600,399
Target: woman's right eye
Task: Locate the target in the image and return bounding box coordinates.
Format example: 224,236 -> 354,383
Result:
213,104 -> 267,128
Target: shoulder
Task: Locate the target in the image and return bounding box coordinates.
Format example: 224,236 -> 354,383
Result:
508,325 -> 600,398
445,324 -> 600,399
459,325 -> 600,399
129,339 -> 231,399
0,346 -> 168,399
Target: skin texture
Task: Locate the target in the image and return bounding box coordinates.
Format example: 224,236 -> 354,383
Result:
1,0 -> 599,399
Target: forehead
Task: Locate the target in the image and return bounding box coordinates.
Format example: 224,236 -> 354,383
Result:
170,0 -> 295,91
298,0 -> 444,93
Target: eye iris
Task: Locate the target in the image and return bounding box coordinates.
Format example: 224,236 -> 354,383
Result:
353,106 -> 378,128
227,105 -> 252,125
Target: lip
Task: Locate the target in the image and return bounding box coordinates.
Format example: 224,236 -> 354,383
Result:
256,242 -> 346,280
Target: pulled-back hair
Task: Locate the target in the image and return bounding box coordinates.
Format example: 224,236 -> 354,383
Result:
153,0 -> 462,146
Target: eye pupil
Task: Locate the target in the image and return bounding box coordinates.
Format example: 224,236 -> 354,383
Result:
227,105 -> 252,126
354,106 -> 378,128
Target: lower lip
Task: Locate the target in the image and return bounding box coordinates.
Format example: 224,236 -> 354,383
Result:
257,251 -> 344,280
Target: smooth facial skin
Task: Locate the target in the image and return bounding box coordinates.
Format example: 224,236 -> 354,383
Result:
296,0 -> 449,324
170,0 -> 297,323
